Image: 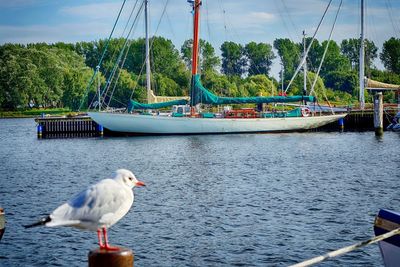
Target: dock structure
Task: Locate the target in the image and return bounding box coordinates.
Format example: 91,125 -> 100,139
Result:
318,107 -> 398,131
35,115 -> 103,138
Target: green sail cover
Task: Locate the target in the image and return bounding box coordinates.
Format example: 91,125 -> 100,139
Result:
190,74 -> 315,106
128,75 -> 315,111
128,99 -> 188,112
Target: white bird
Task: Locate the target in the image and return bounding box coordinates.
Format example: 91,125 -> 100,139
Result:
25,169 -> 145,250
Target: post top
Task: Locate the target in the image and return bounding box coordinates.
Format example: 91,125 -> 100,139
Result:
89,246 -> 133,256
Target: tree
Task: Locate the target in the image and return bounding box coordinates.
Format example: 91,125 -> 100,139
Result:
0,43 -> 95,110
341,38 -> 378,70
380,37 -> 400,74
273,38 -> 300,79
239,75 -> 277,97
220,41 -> 247,76
244,42 -> 275,76
181,39 -> 220,73
319,40 -> 351,76
323,71 -> 358,95
300,37 -> 323,73
201,70 -> 239,96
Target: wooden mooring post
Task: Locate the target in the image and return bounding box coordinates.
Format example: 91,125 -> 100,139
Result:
373,92 -> 384,136
88,247 -> 134,267
0,208 -> 5,241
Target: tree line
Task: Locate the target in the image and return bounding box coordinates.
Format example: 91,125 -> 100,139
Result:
1,36 -> 399,110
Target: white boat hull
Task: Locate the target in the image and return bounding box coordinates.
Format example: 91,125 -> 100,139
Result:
89,112 -> 346,134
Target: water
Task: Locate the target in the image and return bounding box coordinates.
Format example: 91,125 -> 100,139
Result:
0,118 -> 399,266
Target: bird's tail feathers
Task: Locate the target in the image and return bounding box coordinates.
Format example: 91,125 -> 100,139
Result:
24,216 -> 51,228
46,220 -> 80,227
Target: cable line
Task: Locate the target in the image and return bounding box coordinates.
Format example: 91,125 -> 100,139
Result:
285,0 -> 333,94
79,0 -> 128,111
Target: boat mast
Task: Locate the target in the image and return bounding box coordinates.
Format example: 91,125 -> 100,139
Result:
359,0 -> 365,110
191,0 -> 201,76
145,0 -> 151,103
303,30 -> 307,96
189,0 -> 201,116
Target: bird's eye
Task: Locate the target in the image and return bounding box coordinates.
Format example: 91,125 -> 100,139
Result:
129,177 -> 133,181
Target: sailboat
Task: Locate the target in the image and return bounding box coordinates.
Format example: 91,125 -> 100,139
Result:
89,0 -> 346,135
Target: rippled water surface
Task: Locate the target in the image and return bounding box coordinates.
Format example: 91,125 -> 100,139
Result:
0,118 -> 399,266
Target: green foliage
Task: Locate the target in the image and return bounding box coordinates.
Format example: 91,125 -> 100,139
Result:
107,69 -> 137,108
220,41 -> 247,76
244,42 -> 275,76
320,41 -> 351,75
0,43 -> 93,110
201,71 -> 238,96
239,75 -> 277,97
341,38 -> 378,71
380,37 -> 400,74
273,38 -> 300,78
181,39 -> 220,72
323,71 -> 358,95
153,73 -> 183,97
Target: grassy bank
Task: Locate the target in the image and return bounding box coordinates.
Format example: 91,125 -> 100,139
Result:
0,108 -> 77,118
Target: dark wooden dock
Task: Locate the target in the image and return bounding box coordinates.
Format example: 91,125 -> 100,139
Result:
319,108 -> 398,131
35,115 -> 103,138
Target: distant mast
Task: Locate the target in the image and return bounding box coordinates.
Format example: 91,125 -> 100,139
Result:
303,30 -> 307,95
359,0 -> 365,110
145,0 -> 151,103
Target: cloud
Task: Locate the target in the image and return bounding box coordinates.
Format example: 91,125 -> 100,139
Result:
0,23 -> 113,44
60,2 -> 123,20
250,12 -> 275,22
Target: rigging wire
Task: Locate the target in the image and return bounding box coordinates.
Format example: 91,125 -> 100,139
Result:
204,0 -> 214,45
129,0 -> 170,101
364,0 -> 377,78
88,0 -> 141,109
284,0 -> 333,93
100,0 -> 144,109
102,0 -> 139,82
105,2 -> 144,108
78,0 -> 128,111
385,0 -> 400,37
309,0 -> 343,114
281,0 -> 300,38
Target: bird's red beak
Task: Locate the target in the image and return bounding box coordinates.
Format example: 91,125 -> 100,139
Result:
136,180 -> 146,187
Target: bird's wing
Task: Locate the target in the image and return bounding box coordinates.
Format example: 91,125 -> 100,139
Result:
49,179 -> 132,227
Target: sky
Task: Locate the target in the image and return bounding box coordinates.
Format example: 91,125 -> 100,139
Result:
0,0 -> 399,79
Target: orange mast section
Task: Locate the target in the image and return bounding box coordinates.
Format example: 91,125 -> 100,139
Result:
191,0 -> 201,76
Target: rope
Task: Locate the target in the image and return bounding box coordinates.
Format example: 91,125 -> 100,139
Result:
285,0 -> 333,93
290,227 -> 400,267
78,0 -> 127,111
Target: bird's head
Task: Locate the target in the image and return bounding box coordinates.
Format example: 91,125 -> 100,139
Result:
113,169 -> 145,189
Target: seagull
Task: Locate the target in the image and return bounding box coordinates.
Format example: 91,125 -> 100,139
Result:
24,169 -> 145,250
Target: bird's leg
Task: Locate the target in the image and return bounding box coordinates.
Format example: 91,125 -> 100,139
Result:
97,229 -> 104,248
102,227 -> 120,251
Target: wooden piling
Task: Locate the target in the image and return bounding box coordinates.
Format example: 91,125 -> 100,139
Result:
0,208 -> 5,241
88,247 -> 133,267
373,92 -> 384,136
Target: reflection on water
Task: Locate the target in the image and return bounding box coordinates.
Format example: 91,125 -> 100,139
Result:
0,118 -> 399,266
